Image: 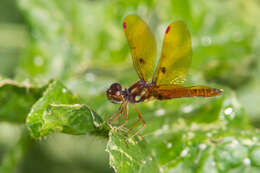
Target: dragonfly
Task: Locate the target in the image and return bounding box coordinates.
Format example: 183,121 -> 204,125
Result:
106,15 -> 223,136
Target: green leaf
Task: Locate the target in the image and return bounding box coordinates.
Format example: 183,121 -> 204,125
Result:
107,90 -> 260,172
26,80 -> 109,139
0,130 -> 32,173
0,79 -> 46,123
107,130 -> 159,173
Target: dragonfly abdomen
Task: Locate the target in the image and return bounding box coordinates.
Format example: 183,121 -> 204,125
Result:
154,86 -> 223,99
188,86 -> 223,97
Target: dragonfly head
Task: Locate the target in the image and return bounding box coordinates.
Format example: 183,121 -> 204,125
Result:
107,83 -> 124,104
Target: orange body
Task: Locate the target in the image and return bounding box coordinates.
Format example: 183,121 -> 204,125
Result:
154,86 -> 223,99
106,15 -> 223,137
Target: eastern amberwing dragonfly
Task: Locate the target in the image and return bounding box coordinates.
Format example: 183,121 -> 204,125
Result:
107,15 -> 223,136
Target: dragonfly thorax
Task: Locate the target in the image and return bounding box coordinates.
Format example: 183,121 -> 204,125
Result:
107,81 -> 153,104
125,80 -> 153,103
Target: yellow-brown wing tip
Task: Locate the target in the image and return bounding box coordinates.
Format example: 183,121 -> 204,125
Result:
165,21 -> 187,34
123,15 -> 141,30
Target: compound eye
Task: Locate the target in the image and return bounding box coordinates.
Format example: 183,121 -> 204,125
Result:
116,84 -> 122,90
111,83 -> 122,91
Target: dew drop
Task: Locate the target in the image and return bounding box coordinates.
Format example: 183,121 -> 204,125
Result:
181,148 -> 189,157
207,133 -> 212,137
201,36 -> 212,46
162,124 -> 169,131
155,109 -> 165,117
253,137 -> 258,142
34,56 -> 44,66
231,139 -> 239,146
182,105 -> 193,113
224,107 -> 233,115
85,73 -> 95,82
243,158 -> 251,165
211,161 -> 216,166
159,167 -> 164,173
199,144 -> 207,150
154,129 -> 163,136
62,88 -> 67,93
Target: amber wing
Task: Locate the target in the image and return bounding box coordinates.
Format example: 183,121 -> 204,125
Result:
152,21 -> 192,86
123,15 -> 157,82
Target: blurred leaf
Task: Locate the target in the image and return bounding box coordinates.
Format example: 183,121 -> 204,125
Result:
0,79 -> 46,123
26,80 -> 109,139
0,131 -> 32,173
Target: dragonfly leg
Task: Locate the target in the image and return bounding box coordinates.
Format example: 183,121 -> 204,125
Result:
108,103 -> 125,125
119,103 -> 129,129
127,104 -> 146,137
114,103 -> 128,122
108,102 -> 129,127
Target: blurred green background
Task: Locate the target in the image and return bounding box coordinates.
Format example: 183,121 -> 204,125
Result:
0,0 -> 260,172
